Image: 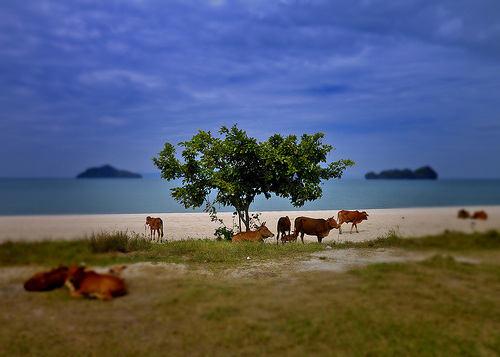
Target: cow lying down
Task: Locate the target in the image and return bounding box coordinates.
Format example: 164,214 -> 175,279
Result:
24,266 -> 69,292
232,224 -> 274,243
24,265 -> 127,301
65,265 -> 128,301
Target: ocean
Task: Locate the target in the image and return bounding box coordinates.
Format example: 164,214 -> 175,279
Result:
1,178 -> 499,216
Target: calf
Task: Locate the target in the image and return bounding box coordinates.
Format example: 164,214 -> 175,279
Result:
294,216 -> 338,243
337,210 -> 369,234
276,216 -> 291,244
280,232 -> 297,244
146,216 -> 164,243
65,265 -> 127,301
24,266 -> 69,292
232,224 -> 274,243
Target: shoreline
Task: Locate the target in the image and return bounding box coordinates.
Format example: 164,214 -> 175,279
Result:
1,206 -> 499,244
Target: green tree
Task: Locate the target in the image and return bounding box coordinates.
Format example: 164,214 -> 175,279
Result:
152,124 -> 354,231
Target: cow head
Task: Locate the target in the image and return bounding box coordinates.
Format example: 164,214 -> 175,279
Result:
327,217 -> 338,229
65,265 -> 87,291
258,224 -> 274,239
109,265 -> 127,278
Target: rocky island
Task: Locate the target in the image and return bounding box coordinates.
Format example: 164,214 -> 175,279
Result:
365,166 -> 437,180
76,165 -> 142,179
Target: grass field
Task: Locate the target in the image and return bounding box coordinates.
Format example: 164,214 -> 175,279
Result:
1,230 -> 500,356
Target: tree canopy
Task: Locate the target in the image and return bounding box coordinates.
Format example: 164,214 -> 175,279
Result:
153,124 -> 354,231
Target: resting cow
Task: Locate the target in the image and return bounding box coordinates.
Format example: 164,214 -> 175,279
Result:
472,210 -> 488,220
24,266 -> 69,292
457,209 -> 470,219
280,232 -> 297,244
276,216 -> 291,244
65,265 -> 128,301
294,216 -> 338,243
337,210 -> 369,234
232,224 -> 274,243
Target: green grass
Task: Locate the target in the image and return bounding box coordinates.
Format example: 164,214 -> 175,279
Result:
2,254 -> 500,356
2,229 -> 500,269
0,232 -> 327,268
2,230 -> 500,356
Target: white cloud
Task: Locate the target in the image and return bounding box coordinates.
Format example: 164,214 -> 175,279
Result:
79,70 -> 163,89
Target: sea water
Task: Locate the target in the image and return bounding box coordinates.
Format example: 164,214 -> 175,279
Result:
1,178 -> 499,216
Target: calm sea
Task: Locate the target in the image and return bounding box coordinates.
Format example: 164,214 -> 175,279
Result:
1,178 -> 499,216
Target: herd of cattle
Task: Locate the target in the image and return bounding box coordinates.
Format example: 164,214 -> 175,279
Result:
145,210 -> 370,244
457,209 -> 488,220
24,210 -> 369,301
231,210 -> 369,244
23,208 -> 491,300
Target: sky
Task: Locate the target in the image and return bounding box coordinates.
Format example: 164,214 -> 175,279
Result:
1,0 -> 499,179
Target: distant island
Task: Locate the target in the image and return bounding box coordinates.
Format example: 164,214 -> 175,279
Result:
365,166 -> 438,180
76,165 -> 142,179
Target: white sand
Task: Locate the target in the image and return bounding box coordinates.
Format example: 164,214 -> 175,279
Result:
1,206 -> 499,244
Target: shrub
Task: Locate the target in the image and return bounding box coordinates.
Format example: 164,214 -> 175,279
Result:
88,231 -> 150,253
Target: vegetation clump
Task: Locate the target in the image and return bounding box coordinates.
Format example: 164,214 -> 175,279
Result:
87,231 -> 151,254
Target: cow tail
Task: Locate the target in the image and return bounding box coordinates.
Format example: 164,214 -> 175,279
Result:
160,219 -> 164,238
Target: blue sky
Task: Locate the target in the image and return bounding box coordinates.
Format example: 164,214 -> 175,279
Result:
1,0 -> 499,178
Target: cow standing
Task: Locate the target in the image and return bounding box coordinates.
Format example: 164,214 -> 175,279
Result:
276,216 -> 291,245
337,210 -> 369,234
232,224 -> 274,243
294,216 -> 338,243
146,216 -> 164,242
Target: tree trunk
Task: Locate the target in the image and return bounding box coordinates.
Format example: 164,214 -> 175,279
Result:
234,208 -> 251,231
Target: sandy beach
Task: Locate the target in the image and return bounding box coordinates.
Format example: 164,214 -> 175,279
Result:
1,206 -> 499,244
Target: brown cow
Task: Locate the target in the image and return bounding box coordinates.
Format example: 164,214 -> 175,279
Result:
276,216 -> 291,244
337,210 -> 369,234
232,224 -> 274,243
294,216 -> 338,243
24,266 -> 69,292
65,265 -> 128,301
472,210 -> 488,220
457,209 -> 470,219
281,232 -> 297,244
146,216 -> 164,242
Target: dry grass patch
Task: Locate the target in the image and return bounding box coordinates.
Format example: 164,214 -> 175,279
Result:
2,255 -> 500,356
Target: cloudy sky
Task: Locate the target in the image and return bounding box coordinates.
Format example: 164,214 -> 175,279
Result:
1,0 -> 499,179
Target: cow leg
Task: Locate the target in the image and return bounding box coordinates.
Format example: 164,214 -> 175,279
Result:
317,236 -> 322,243
300,232 -> 305,244
338,223 -> 343,234
70,290 -> 85,299
350,223 -> 358,234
